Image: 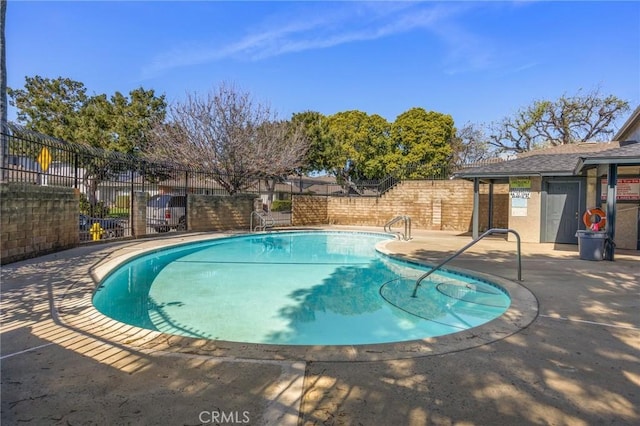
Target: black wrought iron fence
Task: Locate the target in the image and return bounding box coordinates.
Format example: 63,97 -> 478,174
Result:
0,124 -> 479,240
0,124 -> 298,240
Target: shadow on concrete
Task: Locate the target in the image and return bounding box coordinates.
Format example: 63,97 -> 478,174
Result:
1,243 -> 293,425
298,243 -> 640,425
2,232 -> 638,425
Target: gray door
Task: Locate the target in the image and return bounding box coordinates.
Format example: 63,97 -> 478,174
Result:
545,181 -> 582,244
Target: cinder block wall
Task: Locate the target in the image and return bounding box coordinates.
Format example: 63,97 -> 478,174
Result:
1,183 -> 79,265
131,191 -> 148,238
293,180 -> 508,232
292,195 -> 328,225
188,194 -> 255,231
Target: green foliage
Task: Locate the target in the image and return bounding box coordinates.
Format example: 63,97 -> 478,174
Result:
270,200 -> 292,212
390,108 -> 455,177
295,108 -> 456,180
8,76 -> 87,141
108,207 -> 129,218
115,195 -> 130,209
291,111 -> 334,174
8,76 -> 167,154
9,75 -> 167,212
326,110 -> 393,180
79,193 -> 109,217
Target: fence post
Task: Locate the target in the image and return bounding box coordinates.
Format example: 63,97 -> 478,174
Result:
74,152 -> 79,188
141,161 -> 145,193
131,191 -> 147,238
0,124 -> 7,183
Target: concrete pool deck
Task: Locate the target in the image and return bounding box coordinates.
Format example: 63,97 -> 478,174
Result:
1,227 -> 639,425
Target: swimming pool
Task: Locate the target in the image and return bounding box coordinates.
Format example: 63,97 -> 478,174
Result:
93,231 -> 511,345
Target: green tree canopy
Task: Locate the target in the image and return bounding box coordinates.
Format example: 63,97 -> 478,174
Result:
291,110 -> 333,174
8,76 -> 167,154
9,76 -> 87,141
8,75 -> 167,213
390,107 -> 455,177
325,110 -> 392,180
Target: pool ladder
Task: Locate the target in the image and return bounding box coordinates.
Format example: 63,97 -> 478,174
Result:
384,215 -> 412,241
251,210 -> 275,232
411,228 -> 522,298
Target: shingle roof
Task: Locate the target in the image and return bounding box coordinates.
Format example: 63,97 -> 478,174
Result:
517,141 -> 620,157
455,153 -> 586,178
574,141 -> 640,173
454,141 -> 640,180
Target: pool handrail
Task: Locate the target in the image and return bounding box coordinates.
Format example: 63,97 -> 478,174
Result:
411,228 -> 522,298
384,215 -> 412,241
250,210 -> 275,232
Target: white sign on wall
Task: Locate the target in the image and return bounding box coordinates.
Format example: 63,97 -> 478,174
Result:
511,198 -> 528,217
510,177 -> 531,216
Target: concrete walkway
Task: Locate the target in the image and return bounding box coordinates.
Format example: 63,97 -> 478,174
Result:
1,228 -> 638,425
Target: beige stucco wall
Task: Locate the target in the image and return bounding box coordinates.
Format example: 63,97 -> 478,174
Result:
614,204 -> 639,250
507,176 -> 542,243
585,168 -> 599,208
591,165 -> 639,250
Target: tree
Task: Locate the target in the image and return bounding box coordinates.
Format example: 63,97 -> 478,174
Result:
450,122 -> 494,166
325,110 -> 392,180
390,107 -> 455,177
8,75 -> 167,213
9,76 -> 166,153
254,120 -> 308,203
8,76 -> 87,142
148,82 -> 309,196
488,89 -> 630,154
291,110 -> 333,174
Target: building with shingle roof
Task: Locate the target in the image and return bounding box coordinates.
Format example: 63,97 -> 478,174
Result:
454,109 -> 640,258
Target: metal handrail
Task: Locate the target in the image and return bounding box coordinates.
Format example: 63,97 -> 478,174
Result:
250,210 -> 275,232
384,215 -> 412,241
411,228 -> 522,297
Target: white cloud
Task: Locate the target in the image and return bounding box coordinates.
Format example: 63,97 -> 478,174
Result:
141,2 -> 501,79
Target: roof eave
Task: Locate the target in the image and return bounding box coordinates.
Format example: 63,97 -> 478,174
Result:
455,169 -> 580,181
613,105 -> 640,141
575,157 -> 640,174
454,171 -> 542,180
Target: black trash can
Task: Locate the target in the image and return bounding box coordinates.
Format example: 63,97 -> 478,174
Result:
575,230 -> 607,261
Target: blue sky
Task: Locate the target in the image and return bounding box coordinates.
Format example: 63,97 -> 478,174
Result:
7,1 -> 640,129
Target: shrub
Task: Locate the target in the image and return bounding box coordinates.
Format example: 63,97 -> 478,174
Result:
271,200 -> 292,212
115,195 -> 130,209
79,193 -> 110,217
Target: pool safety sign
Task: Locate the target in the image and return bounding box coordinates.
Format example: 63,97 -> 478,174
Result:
510,177 -> 531,216
600,178 -> 640,201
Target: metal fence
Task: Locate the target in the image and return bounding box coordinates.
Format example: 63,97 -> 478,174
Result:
0,124 -> 297,241
0,124 -> 483,241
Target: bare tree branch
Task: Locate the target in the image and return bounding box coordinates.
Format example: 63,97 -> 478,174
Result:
487,89 -> 629,154
146,82 -> 309,197
450,122 -> 495,165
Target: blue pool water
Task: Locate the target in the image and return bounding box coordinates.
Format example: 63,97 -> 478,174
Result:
93,231 -> 510,345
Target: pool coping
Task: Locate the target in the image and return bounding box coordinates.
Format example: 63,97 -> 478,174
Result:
59,231 -> 539,362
